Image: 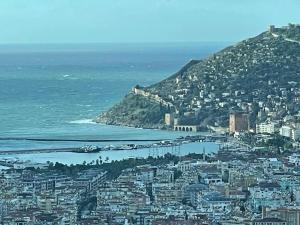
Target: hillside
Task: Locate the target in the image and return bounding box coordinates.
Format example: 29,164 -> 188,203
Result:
96,24 -> 300,130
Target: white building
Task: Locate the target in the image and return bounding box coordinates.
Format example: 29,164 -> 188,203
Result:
280,126 -> 300,141
292,128 -> 300,141
256,122 -> 278,134
280,126 -> 293,139
177,161 -> 193,172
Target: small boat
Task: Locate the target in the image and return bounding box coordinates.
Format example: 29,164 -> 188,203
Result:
73,145 -> 102,153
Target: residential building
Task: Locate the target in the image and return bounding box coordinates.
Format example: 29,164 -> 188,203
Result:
256,122 -> 279,134
229,113 -> 249,134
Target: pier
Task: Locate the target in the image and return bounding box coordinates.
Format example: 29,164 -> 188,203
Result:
0,147 -> 79,155
0,137 -> 167,142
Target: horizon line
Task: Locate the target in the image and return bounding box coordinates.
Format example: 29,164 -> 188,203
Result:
0,41 -> 234,46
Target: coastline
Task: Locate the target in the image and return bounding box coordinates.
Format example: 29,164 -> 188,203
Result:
94,116 -> 166,130
95,117 -> 217,133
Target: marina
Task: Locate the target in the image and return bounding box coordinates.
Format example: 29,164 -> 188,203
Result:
0,135 -> 222,167
0,134 -> 226,155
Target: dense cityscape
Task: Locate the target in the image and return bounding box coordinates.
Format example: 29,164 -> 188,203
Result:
2,109 -> 300,224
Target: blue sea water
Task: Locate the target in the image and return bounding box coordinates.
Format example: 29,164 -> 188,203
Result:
0,42 -> 226,162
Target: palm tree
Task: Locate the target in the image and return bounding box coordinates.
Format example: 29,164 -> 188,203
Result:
99,155 -> 103,164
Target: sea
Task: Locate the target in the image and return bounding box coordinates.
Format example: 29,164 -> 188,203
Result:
0,42 -> 227,164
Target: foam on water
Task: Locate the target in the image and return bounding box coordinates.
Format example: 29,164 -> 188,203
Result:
69,119 -> 97,124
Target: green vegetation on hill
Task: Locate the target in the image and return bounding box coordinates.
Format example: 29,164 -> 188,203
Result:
96,94 -> 169,128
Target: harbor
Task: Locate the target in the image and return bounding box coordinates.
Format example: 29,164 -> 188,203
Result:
0,134 -> 227,155
0,134 -> 224,167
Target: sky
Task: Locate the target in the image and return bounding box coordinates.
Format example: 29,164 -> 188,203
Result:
0,0 -> 299,44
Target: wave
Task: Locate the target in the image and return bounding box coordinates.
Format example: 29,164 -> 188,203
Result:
69,119 -> 97,124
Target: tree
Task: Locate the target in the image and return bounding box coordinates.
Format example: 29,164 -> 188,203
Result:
240,205 -> 245,213
291,191 -> 295,202
48,162 -> 54,168
174,170 -> 182,181
184,210 -> 188,220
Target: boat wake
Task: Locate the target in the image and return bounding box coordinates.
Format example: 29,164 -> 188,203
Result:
69,119 -> 97,124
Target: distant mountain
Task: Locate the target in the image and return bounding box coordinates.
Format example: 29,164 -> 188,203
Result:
96,24 -> 300,130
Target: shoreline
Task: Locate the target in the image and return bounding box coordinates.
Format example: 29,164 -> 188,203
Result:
95,119 -> 227,134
